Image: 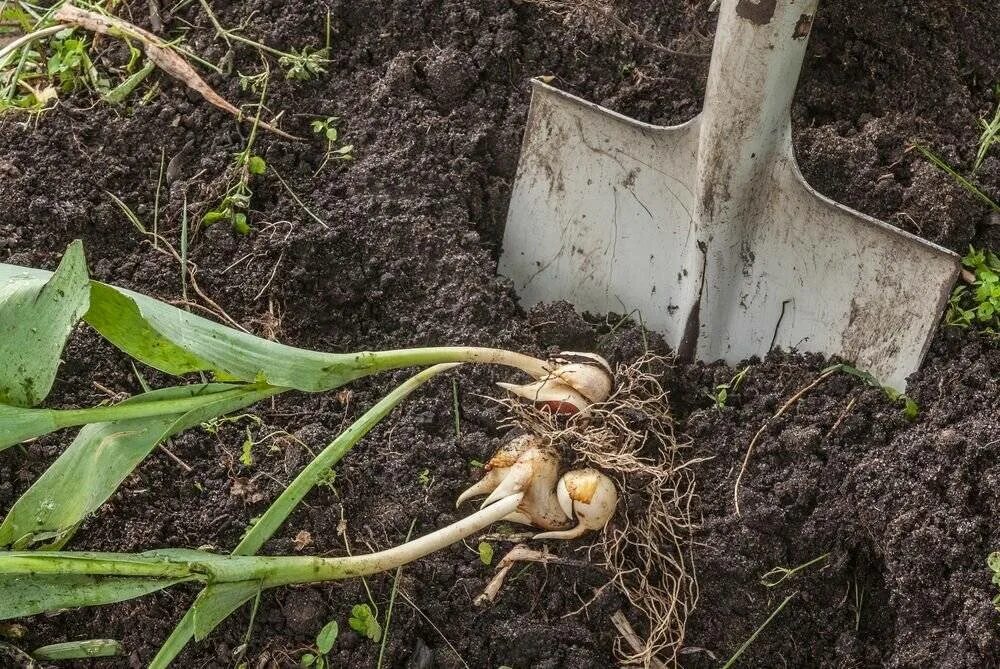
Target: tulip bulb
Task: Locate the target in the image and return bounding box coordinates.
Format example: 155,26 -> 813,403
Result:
497,351 -> 614,415
534,469 -> 618,540
455,436 -> 571,531
455,434 -> 537,508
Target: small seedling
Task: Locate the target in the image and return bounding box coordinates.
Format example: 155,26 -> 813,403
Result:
417,468 -> 431,488
707,365 -> 750,408
311,116 -> 353,175
760,553 -> 828,587
203,75 -> 270,233
348,603 -> 383,643
947,246 -> 1000,334
300,620 -> 338,668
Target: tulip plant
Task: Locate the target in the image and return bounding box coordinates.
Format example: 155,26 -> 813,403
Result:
0,241 -> 619,665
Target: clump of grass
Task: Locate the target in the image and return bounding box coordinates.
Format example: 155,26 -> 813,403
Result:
912,87 -> 999,212
947,246 -> 1000,334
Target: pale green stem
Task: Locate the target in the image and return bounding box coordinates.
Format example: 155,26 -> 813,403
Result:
150,363 -> 459,668
0,24 -> 68,65
234,364 -> 460,555
43,346 -> 545,433
0,494 -> 522,586
349,346 -> 550,380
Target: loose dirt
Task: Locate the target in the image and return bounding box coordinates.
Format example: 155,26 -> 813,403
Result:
0,0 -> 997,666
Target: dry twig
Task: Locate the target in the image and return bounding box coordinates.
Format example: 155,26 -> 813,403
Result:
53,3 -> 299,140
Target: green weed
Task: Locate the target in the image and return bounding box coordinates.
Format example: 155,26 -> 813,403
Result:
300,620 -> 338,668
348,603 -> 383,642
311,116 -> 353,175
203,73 -> 270,233
707,366 -> 750,409
947,246 -> 1000,333
988,552 -> 1000,611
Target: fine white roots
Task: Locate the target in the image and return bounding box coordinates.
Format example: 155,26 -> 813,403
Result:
501,353 -> 702,668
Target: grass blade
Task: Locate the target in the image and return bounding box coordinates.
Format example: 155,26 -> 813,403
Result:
0,239 -> 90,406
0,383 -> 283,549
721,593 -> 795,669
913,144 -> 999,211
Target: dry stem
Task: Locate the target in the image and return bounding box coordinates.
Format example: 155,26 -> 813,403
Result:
53,3 -> 298,139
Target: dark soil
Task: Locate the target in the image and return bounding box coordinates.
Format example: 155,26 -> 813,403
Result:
0,0 -> 998,667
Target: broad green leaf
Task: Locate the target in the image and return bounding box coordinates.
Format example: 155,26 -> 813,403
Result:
32,639 -> 122,660
84,280 -> 360,391
0,382 -> 281,451
150,364 -> 458,669
5,250 -> 532,394
247,155 -> 266,175
0,383 -> 283,549
0,240 -> 89,407
0,573 -> 191,620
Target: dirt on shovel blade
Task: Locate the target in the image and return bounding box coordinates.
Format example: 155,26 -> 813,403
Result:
0,0 -> 997,667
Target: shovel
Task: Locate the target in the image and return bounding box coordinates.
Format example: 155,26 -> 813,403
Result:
499,0 -> 959,389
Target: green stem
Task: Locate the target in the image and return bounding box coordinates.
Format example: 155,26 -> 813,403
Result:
0,494 -> 523,591
150,364 -> 460,668
225,31 -> 290,59
0,23 -> 68,65
54,385 -> 282,429
349,346 -> 549,380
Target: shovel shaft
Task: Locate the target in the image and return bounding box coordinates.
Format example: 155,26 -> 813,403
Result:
679,0 -> 821,357
698,0 -> 819,221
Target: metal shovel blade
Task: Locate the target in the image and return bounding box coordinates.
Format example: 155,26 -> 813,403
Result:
499,0 -> 959,389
